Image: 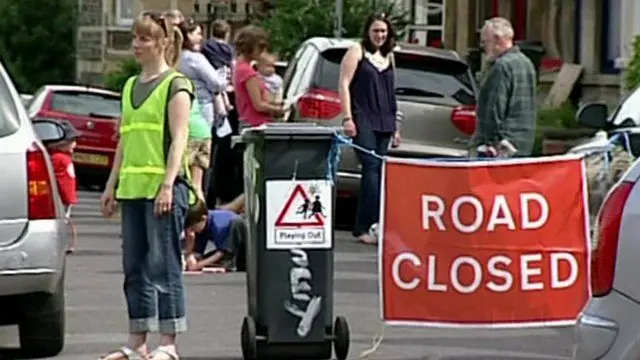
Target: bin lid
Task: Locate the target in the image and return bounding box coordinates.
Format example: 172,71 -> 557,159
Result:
240,123 -> 341,138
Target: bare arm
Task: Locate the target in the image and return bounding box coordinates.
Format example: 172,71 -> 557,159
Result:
163,91 -> 191,186
246,76 -> 283,116
185,231 -> 196,255
338,45 -> 361,119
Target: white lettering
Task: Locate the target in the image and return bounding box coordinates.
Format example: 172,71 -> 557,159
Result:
450,256 -> 482,294
422,195 -> 445,231
392,253 -> 421,290
521,193 -> 549,230
487,195 -> 516,231
486,255 -> 513,292
451,196 -> 484,233
551,253 -> 579,289
520,254 -> 544,291
427,255 -> 447,292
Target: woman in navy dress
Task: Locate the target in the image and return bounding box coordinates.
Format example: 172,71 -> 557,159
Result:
338,13 -> 402,245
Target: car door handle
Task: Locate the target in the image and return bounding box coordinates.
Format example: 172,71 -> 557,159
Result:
454,137 -> 469,145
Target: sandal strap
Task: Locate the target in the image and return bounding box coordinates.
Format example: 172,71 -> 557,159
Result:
100,346 -> 142,360
151,346 -> 180,360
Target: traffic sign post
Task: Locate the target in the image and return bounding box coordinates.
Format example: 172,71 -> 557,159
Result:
238,123 -> 350,360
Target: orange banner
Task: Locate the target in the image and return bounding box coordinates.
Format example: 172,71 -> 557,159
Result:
380,156 -> 591,328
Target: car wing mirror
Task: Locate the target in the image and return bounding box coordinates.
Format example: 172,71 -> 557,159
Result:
576,102 -> 608,129
33,120 -> 65,144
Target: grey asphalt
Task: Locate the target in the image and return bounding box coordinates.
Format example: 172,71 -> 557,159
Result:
0,191 -> 574,360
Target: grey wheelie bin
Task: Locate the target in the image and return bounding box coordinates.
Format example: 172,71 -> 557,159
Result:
238,123 -> 350,360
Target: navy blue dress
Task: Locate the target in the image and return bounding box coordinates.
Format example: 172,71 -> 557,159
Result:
348,48 -> 397,238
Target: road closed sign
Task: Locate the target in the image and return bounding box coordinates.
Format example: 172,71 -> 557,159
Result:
380,156 -> 591,328
266,180 -> 333,250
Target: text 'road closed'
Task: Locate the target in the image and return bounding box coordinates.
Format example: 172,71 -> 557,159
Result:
381,157 -> 590,327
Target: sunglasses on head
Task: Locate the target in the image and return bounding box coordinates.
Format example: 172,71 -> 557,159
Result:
142,11 -> 167,34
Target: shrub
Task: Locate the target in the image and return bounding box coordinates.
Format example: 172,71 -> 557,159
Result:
104,57 -> 140,92
625,35 -> 640,90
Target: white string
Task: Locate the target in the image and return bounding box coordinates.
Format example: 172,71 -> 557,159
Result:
358,322 -> 385,358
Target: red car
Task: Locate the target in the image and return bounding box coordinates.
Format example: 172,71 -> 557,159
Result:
28,85 -> 120,188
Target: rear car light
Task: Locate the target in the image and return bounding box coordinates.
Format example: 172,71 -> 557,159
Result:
27,143 -> 56,220
297,88 -> 342,120
451,105 -> 476,136
591,181 -> 634,297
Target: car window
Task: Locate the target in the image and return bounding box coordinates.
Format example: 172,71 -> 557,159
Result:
50,91 -> 121,119
0,63 -> 21,137
609,86 -> 640,126
282,46 -> 306,97
315,48 -> 476,105
285,46 -> 316,100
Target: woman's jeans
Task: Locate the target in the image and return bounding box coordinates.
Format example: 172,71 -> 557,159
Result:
120,182 -> 189,335
353,128 -> 392,237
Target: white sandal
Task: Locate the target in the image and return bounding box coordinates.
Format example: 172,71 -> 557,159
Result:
99,346 -> 144,360
149,345 -> 180,360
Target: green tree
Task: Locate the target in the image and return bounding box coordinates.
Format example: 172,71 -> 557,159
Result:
625,35 -> 640,90
0,0 -> 77,93
104,57 -> 141,91
256,0 -> 409,60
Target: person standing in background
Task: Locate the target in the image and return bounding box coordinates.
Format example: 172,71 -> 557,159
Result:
473,17 -> 537,158
178,18 -> 224,198
338,13 -> 401,245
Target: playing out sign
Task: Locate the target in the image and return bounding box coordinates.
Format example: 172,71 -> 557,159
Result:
266,180 -> 333,250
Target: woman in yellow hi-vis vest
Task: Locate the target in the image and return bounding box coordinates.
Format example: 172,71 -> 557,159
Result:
99,11 -> 192,360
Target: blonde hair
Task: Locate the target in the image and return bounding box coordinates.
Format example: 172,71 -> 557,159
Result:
258,52 -> 277,65
133,11 -> 183,68
482,17 -> 515,40
164,9 -> 184,25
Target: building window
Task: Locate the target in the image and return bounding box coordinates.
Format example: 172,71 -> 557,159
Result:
115,0 -> 134,27
601,0 -> 621,73
407,0 -> 445,47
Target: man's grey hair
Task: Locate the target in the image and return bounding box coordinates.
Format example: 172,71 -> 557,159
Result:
482,17 -> 515,39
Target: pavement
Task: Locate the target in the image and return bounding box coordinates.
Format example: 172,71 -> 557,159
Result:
0,191 -> 574,360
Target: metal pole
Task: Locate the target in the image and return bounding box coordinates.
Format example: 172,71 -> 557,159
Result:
334,0 -> 343,39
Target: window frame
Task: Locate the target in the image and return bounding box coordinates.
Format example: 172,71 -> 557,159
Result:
407,0 -> 446,47
600,0 -> 621,74
115,0 -> 134,27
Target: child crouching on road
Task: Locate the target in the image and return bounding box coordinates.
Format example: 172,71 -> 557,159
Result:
184,200 -> 247,271
43,120 -> 80,254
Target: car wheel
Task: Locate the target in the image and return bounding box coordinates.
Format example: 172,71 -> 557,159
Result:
19,270 -> 65,357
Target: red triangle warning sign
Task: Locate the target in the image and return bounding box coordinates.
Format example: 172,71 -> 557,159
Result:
275,184 -> 325,227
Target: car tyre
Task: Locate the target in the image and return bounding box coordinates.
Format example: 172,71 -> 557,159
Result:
19,270 -> 65,358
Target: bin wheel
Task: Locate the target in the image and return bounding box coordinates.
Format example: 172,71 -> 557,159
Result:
241,316 -> 258,360
333,316 -> 350,360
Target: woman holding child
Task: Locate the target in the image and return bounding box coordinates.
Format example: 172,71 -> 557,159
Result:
99,10 -> 193,360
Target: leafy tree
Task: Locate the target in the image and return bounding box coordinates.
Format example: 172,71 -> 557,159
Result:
255,0 -> 409,60
0,0 -> 77,93
104,57 -> 141,91
625,35 -> 640,90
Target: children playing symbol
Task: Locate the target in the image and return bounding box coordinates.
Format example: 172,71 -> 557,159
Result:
296,199 -> 311,219
311,195 -> 325,218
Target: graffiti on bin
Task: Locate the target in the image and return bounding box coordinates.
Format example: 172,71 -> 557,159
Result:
283,248 -> 322,337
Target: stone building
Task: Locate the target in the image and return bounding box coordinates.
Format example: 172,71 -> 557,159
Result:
76,0 -> 256,85
396,0 -> 639,105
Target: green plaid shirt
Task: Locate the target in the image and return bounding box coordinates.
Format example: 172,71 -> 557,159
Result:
474,47 -> 537,155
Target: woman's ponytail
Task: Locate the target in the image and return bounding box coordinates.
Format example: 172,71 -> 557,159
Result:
165,24 -> 183,68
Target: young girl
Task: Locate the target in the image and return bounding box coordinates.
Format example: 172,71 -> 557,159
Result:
44,120 -> 80,254
99,11 -> 192,360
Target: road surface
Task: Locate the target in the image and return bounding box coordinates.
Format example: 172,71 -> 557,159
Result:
0,191 -> 574,359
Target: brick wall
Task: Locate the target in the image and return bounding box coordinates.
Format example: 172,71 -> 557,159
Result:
77,31 -> 103,61
78,0 -> 103,26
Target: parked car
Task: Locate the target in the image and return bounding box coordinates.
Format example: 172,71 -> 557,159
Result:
27,85 -> 120,188
571,93 -> 640,359
275,60 -> 288,78
19,93 -> 33,108
282,38 -> 477,198
0,63 -> 69,357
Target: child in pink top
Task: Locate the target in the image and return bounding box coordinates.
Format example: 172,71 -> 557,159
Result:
232,25 -> 285,126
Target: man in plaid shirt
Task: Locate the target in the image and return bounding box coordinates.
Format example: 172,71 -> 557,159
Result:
473,17 -> 537,157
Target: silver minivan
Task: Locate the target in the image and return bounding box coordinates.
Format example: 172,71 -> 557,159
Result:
0,61 -> 69,357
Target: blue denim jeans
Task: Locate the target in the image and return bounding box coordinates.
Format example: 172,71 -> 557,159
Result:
353,127 -> 392,237
120,182 -> 189,335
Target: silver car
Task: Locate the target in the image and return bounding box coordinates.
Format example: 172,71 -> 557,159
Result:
0,62 -> 69,357
283,38 -> 477,198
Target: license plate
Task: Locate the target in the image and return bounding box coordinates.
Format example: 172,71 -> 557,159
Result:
73,152 -> 109,166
